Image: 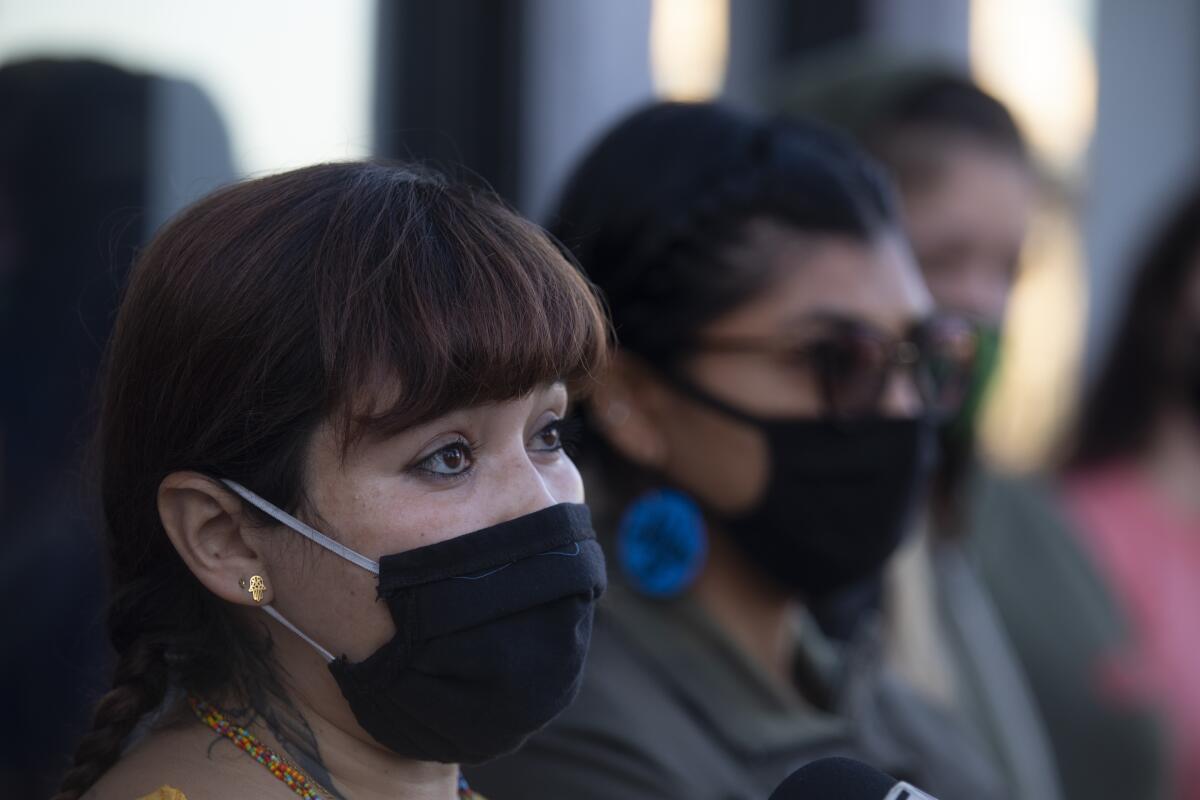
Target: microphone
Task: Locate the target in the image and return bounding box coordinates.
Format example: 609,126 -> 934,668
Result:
768,757 -> 939,800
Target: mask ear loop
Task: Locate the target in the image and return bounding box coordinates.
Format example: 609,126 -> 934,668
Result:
261,604 -> 336,663
657,368 -> 765,428
221,479 -> 380,575
220,478 -> 377,663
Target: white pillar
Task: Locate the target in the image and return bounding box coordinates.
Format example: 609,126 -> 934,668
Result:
519,0 -> 656,219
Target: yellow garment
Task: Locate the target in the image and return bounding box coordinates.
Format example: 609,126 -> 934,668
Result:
137,787 -> 187,800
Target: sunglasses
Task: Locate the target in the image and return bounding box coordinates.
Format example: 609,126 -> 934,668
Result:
693,314 -> 980,419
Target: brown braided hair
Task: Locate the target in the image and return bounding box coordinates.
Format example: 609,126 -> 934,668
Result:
53,161 -> 609,798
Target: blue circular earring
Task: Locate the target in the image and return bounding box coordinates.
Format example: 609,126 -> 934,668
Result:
616,489 -> 707,598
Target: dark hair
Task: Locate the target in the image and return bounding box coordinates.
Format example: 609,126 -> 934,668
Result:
55,162 -> 608,799
551,101 -> 898,366
548,102 -> 897,523
874,73 -> 1023,145
1067,182 -> 1200,469
776,56 -> 1027,193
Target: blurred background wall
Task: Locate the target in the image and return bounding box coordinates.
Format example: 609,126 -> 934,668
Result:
4,0 -> 1192,471
0,0 -> 1196,508
0,0 -> 1195,494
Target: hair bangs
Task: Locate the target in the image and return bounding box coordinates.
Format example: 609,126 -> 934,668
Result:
314,170 -> 609,447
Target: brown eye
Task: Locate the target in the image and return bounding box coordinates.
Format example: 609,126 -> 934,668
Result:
441,445 -> 466,469
530,422 -> 563,452
418,442 -> 474,477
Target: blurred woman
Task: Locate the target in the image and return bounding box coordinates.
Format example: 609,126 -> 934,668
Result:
974,183 -> 1200,799
778,51 -> 1033,332
776,55 -> 1062,800
777,50 -> 1036,560
53,162 -> 609,800
468,102 -> 1003,800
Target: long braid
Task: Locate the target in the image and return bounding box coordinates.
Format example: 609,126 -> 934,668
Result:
52,635 -> 169,800
51,518 -> 283,798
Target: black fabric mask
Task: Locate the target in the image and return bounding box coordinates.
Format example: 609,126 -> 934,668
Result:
223,481 -> 606,764
662,377 -> 936,601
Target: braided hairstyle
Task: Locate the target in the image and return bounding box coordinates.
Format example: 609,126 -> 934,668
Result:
547,101 -> 899,521
54,161 -> 608,798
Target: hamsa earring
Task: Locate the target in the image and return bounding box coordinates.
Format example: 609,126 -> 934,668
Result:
239,575 -> 266,603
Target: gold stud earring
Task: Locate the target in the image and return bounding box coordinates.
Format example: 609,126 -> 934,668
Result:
239,575 -> 266,603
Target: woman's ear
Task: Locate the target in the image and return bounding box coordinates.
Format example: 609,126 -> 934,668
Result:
588,351 -> 671,470
158,472 -> 274,607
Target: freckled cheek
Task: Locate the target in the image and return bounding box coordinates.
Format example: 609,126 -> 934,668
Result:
304,508 -> 428,660
343,592 -> 397,659
347,482 -> 445,552
315,563 -> 397,660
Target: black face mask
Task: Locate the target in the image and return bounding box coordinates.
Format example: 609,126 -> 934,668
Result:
223,481 -> 606,764
662,378 -> 936,601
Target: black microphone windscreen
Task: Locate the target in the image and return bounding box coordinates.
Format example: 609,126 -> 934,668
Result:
768,757 -> 898,800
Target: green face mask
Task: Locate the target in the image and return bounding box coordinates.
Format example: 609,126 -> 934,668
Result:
945,324 -> 1002,441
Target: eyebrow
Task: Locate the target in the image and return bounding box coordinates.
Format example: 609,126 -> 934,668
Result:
775,308 -> 934,341
776,309 -> 868,333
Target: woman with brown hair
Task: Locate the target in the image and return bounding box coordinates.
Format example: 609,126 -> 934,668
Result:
53,161 -> 609,799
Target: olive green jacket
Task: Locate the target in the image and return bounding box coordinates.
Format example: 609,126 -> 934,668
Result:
468,584 -> 1005,800
967,473 -> 1169,800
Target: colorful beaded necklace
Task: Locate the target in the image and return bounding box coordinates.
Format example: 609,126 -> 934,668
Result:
189,696 -> 485,799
